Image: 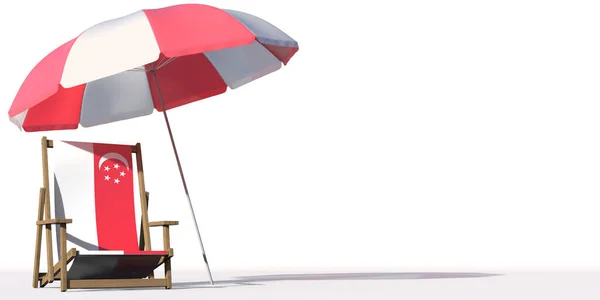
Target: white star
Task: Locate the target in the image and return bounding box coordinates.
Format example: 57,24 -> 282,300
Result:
120,171 -> 126,177
114,178 -> 120,184
104,166 -> 110,171
114,163 -> 120,169
104,175 -> 110,181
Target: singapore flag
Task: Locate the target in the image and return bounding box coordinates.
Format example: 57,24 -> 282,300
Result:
53,141 -> 141,253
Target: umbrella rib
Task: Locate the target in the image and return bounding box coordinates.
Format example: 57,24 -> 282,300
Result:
125,57 -> 177,73
156,57 -> 177,70
156,55 -> 168,67
129,67 -> 148,72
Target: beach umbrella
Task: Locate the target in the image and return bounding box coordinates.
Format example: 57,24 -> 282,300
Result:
7,3 -> 299,284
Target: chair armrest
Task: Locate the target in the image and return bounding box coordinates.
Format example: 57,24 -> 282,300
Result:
149,221 -> 179,227
149,221 -> 177,254
36,218 -> 72,226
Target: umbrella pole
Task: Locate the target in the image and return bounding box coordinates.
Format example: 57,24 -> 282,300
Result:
150,70 -> 215,285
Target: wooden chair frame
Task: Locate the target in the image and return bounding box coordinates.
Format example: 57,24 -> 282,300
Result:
32,136 -> 178,292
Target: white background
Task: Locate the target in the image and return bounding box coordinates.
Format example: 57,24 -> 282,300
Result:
1,0 -> 600,275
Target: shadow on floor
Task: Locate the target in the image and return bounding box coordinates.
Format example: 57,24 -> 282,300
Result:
49,272 -> 503,292
173,272 -> 503,289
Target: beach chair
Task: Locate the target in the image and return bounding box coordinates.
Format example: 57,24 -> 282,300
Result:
32,136 -> 178,292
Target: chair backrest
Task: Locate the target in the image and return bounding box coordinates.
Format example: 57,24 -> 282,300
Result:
51,140 -> 143,254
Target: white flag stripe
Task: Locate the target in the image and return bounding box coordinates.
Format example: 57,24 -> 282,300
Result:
53,141 -> 101,253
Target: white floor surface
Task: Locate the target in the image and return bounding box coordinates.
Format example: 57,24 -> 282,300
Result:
1,270 -> 599,299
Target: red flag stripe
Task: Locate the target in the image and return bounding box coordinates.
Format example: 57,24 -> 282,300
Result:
92,143 -> 139,252
92,143 -> 167,255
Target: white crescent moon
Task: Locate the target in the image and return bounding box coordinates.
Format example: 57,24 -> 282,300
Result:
98,152 -> 130,170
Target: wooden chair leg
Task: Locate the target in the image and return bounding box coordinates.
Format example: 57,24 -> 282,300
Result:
59,224 -> 68,292
44,224 -> 54,284
43,189 -> 54,284
32,188 -> 45,288
163,225 -> 172,289
140,191 -> 154,279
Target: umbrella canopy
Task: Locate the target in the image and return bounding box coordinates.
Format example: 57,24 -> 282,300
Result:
8,3 -> 299,132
